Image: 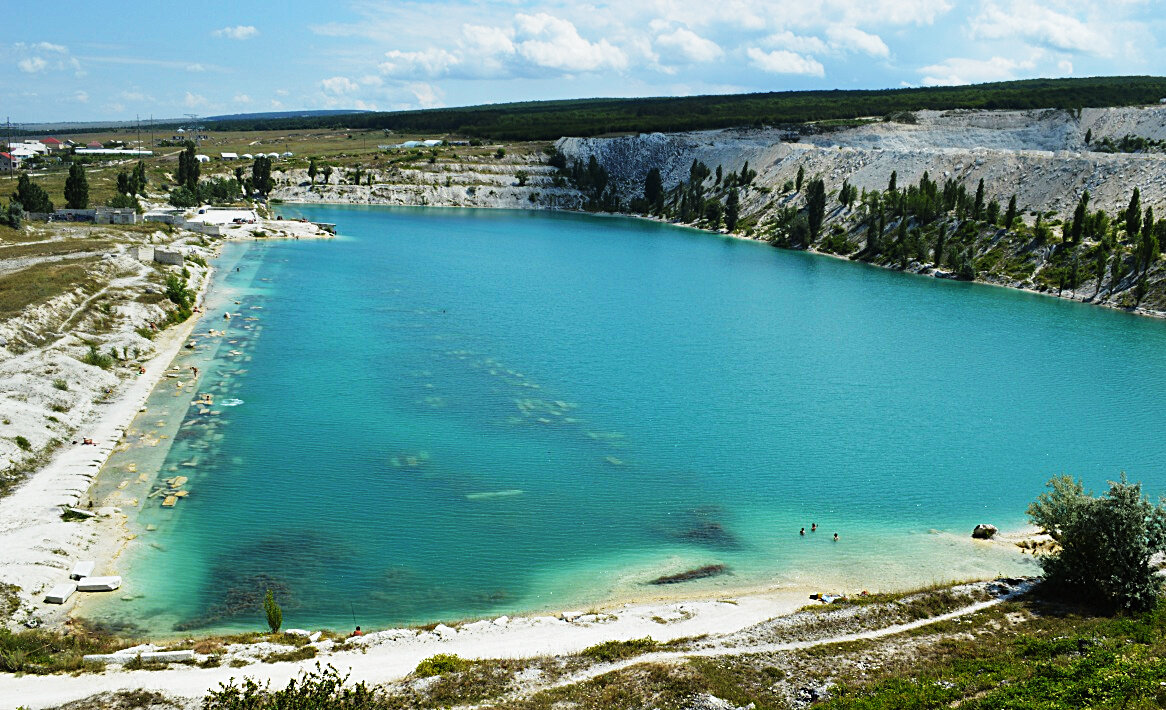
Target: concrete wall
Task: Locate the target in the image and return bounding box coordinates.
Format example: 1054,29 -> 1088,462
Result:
153,249 -> 184,266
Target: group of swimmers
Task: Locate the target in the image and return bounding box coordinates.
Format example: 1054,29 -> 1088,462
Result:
799,523 -> 839,541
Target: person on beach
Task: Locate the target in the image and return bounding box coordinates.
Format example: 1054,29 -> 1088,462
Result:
351,626 -> 362,637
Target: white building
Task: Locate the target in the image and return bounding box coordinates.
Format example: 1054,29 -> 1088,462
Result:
221,152 -> 238,160
195,154 -> 211,163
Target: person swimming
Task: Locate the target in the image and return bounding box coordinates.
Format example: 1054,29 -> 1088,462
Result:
800,527 -> 805,536
811,523 -> 817,532
833,532 -> 839,541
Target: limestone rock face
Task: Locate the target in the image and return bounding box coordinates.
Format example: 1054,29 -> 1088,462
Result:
972,524 -> 999,539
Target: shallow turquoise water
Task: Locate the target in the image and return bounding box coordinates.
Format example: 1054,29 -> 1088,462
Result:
89,206 -> 1166,633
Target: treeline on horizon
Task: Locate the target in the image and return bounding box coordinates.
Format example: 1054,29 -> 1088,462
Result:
207,76 -> 1166,140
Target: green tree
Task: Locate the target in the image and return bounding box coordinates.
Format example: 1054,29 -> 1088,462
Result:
887,170 -> 896,193
704,199 -> 723,228
1070,190 -> 1089,244
934,224 -> 946,266
131,161 -> 148,196
972,178 -> 985,221
322,165 -> 333,185
1004,194 -> 1018,229
795,165 -> 805,192
515,170 -> 529,187
168,186 -> 198,208
2,200 -> 22,228
63,163 -> 89,209
175,142 -> 200,191
263,589 -> 283,633
724,188 -> 740,232
714,165 -> 722,185
494,147 -> 506,159
1126,187 -> 1142,240
643,168 -> 663,214
116,171 -> 132,195
308,159 -> 318,185
1028,474 -> 1166,612
12,174 -> 53,213
805,178 -> 826,241
252,156 -> 275,197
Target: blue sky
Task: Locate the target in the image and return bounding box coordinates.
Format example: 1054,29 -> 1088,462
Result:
3,0 -> 1164,123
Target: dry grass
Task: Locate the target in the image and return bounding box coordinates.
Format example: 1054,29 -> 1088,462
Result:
0,257 -> 100,320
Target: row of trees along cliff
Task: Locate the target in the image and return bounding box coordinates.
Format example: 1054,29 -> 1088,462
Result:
548,147 -> 1166,313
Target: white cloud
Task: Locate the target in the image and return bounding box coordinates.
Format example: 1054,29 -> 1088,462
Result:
213,25 -> 259,40
746,47 -> 824,76
74,90 -> 89,103
761,31 -> 830,55
826,25 -> 890,58
655,27 -> 723,64
919,55 -> 1035,85
379,48 -> 461,77
1057,59 -> 1073,74
233,93 -> 252,104
18,57 -> 47,73
321,76 -> 360,95
970,2 -> 1109,55
512,13 -> 627,72
409,82 -> 444,108
274,88 -> 289,96
270,99 -> 284,109
34,42 -> 68,53
183,91 -> 208,107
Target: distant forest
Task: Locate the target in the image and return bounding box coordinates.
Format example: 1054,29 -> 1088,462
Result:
208,76 -> 1166,140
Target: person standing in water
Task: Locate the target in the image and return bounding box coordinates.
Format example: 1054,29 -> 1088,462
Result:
800,527 -> 805,536
833,532 -> 839,541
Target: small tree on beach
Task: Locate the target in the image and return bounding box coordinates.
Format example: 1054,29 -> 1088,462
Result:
322,165 -> 333,185
264,589 -> 282,633
1027,474 -> 1166,612
308,159 -> 317,185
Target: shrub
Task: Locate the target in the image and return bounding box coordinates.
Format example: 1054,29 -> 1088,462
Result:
52,379 -> 68,391
204,665 -> 381,709
81,345 -> 113,369
580,637 -> 659,662
414,653 -> 470,677
14,436 -> 31,451
1028,474 -> 1166,612
264,589 -> 282,633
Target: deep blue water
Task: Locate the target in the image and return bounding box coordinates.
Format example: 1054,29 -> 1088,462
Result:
89,206 -> 1166,633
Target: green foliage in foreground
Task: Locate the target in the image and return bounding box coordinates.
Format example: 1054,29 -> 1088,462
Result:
819,600 -> 1166,710
205,665 -> 382,710
206,76 -> 1166,140
413,653 -> 470,677
1028,474 -> 1166,612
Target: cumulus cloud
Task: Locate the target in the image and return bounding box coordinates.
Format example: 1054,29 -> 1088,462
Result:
233,93 -> 252,104
183,91 -> 208,107
761,31 -> 830,55
826,25 -> 890,58
321,76 -> 360,95
14,41 -> 82,75
213,25 -> 258,40
970,2 -> 1109,55
379,48 -> 461,77
512,12 -> 627,72
746,47 -> 824,76
408,82 -> 444,108
655,27 -> 724,64
74,90 -> 89,103
919,55 -> 1035,85
18,57 -> 47,73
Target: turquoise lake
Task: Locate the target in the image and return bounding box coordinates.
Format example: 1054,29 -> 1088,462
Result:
88,205 -> 1166,634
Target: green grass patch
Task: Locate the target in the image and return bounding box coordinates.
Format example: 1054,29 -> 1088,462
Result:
579,637 -> 659,663
414,653 -> 470,677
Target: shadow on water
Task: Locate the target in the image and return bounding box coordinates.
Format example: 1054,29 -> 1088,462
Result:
661,505 -> 742,549
174,532 -> 354,631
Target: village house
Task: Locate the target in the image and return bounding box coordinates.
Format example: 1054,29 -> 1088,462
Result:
0,152 -> 20,172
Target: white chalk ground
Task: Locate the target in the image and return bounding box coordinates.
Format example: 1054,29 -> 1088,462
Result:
186,208 -> 259,225
0,592 -> 804,708
0,286 -> 211,629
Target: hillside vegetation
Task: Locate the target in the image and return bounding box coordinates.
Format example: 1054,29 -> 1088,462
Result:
209,77 -> 1166,140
